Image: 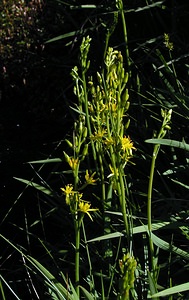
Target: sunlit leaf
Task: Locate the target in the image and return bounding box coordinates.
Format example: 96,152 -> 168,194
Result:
87,222 -> 170,242
145,138 -> 189,151
150,282 -> 189,298
27,158 -> 63,164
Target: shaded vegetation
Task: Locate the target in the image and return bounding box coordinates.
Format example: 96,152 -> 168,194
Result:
1,0 -> 189,299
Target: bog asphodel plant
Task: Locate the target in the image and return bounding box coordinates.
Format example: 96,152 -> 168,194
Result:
61,115 -> 98,297
68,36 -> 136,296
87,45 -> 136,236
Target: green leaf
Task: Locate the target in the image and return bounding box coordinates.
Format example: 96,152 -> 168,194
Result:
45,31 -> 79,43
170,178 -> 189,190
87,222 -> 170,242
132,222 -> 170,234
28,256 -> 77,300
150,282 -> 189,298
80,286 -> 94,300
0,274 -> 21,300
145,138 -> 189,151
45,27 -> 93,44
27,158 -> 63,164
13,177 -> 53,196
148,271 -> 159,300
87,232 -> 123,242
0,234 -> 76,300
151,233 -> 189,260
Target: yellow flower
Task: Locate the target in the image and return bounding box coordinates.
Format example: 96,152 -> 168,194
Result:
68,157 -> 79,170
61,184 -> 75,205
90,129 -> 107,141
104,137 -> 115,147
61,184 -> 74,195
107,164 -> 119,178
64,152 -> 79,170
111,102 -> 117,112
78,201 -> 98,221
85,170 -> 97,185
121,136 -> 136,156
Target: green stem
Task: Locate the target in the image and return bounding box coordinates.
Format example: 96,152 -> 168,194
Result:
119,166 -> 129,237
98,143 -> 106,202
82,72 -> 99,175
119,1 -> 131,77
82,221 -> 96,294
75,218 -> 81,297
106,113 -> 129,236
169,51 -> 182,94
147,143 -> 159,273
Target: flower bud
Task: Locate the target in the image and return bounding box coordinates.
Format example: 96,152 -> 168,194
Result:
123,72 -> 129,84
165,124 -> 171,130
63,151 -> 70,164
122,89 -> 129,105
97,72 -> 102,84
83,127 -> 88,139
125,119 -> 130,130
81,144 -> 88,160
125,101 -> 130,111
65,139 -> 73,148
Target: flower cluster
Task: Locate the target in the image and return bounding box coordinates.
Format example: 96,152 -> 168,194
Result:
61,184 -> 98,221
119,253 -> 137,299
164,33 -> 174,51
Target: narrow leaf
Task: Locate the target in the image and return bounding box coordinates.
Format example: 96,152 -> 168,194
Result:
151,233 -> 189,260
145,138 -> 189,151
13,177 -> 53,196
88,222 -> 170,242
148,271 -> 159,300
170,178 -> 189,190
87,232 -> 123,242
27,158 -> 62,164
151,282 -> 189,298
80,286 -> 94,300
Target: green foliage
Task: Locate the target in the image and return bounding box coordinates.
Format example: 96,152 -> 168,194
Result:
1,1 -> 189,299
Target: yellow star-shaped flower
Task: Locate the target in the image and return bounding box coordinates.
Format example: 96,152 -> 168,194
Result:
78,201 -> 98,221
121,136 -> 136,155
61,184 -> 75,205
85,170 -> 97,185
